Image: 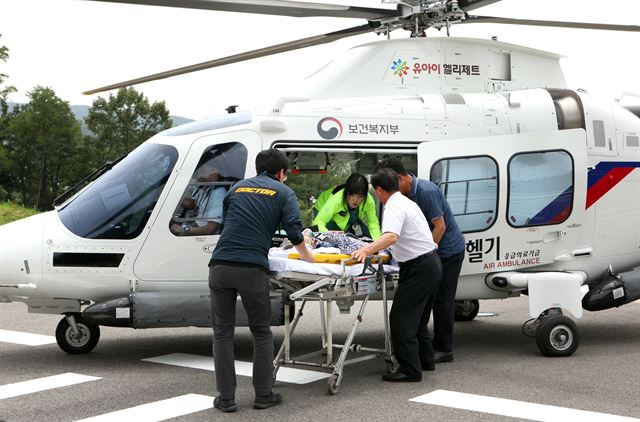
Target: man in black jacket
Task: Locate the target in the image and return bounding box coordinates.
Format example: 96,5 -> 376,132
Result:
209,149 -> 313,412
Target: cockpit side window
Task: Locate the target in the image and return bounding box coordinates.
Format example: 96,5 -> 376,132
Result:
58,143 -> 178,240
170,142 -> 247,237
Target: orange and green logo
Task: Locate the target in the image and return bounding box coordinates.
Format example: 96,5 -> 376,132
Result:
391,59 -> 409,78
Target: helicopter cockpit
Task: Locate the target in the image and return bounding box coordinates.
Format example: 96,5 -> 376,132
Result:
57,143 -> 178,240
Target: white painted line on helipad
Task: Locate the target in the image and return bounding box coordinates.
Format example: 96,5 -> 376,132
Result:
476,312 -> 498,317
0,373 -> 100,400
143,353 -> 330,384
74,394 -> 213,422
0,329 -> 56,346
410,390 -> 640,422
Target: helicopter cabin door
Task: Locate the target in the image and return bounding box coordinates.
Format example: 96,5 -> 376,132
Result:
134,131 -> 262,282
417,129 -> 587,275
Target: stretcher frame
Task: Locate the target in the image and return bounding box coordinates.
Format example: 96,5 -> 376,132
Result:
271,257 -> 398,395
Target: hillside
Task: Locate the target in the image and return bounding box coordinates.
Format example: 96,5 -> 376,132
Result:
8,103 -> 194,131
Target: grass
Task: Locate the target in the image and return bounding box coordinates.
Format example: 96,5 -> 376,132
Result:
0,202 -> 39,225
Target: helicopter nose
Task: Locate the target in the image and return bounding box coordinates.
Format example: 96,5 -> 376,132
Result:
0,212 -> 46,299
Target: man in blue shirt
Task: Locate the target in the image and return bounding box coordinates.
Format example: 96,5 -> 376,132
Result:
209,149 -> 313,412
351,168 -> 441,382
376,158 -> 465,364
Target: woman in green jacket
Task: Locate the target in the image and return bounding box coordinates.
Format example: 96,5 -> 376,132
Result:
313,173 -> 381,239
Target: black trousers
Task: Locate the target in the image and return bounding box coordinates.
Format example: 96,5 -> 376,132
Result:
209,264 -> 274,400
391,251 -> 442,378
431,250 -> 465,353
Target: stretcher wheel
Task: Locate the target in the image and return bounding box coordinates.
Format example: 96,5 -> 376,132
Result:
327,374 -> 341,395
385,358 -> 399,373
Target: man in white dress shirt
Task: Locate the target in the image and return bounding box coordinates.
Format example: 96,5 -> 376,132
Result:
352,168 -> 442,382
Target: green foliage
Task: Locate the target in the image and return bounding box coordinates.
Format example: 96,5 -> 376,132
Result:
0,34 -> 15,204
86,87 -> 173,162
0,201 -> 38,225
6,87 -> 83,210
0,34 -> 17,112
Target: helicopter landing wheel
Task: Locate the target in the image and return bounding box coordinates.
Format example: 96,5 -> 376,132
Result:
55,314 -> 100,355
455,300 -> 480,321
535,314 -> 579,357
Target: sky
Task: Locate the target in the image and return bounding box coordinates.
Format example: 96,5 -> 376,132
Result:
1,0 -> 640,120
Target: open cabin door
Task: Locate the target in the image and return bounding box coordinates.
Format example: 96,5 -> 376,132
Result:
134,131 -> 262,282
417,129 -> 587,275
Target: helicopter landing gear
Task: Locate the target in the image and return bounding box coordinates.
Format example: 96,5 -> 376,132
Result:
454,299 -> 479,321
522,308 -> 579,357
55,313 -> 100,354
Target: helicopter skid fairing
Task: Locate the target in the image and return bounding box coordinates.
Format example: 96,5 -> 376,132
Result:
81,289 -> 289,329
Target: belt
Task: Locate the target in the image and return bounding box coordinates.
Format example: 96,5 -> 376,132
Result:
398,249 -> 437,268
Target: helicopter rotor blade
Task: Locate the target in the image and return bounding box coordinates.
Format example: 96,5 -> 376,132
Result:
83,23 -> 378,95
464,15 -> 640,32
85,0 -> 397,20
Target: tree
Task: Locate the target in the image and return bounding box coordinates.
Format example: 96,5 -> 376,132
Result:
8,87 -> 83,209
86,87 -> 172,163
0,34 -> 16,115
0,34 -> 17,200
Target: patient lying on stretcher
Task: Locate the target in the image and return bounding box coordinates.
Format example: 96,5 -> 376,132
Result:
269,231 -> 396,276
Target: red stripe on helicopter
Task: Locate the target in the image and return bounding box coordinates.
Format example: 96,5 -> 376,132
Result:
586,164 -> 637,209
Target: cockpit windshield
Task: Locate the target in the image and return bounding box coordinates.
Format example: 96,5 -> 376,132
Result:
58,143 -> 178,240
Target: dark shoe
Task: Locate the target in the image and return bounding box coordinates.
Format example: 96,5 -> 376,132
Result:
434,351 -> 454,364
254,392 -> 283,409
421,361 -> 436,371
382,372 -> 421,382
213,396 -> 237,413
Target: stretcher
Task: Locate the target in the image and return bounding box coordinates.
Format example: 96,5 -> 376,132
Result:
269,252 -> 399,395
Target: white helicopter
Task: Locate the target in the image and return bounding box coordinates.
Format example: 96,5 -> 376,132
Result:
1,0 -> 639,359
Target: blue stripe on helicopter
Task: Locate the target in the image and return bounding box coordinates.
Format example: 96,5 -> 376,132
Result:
587,161 -> 640,188
528,161 -> 640,223
586,161 -> 640,209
